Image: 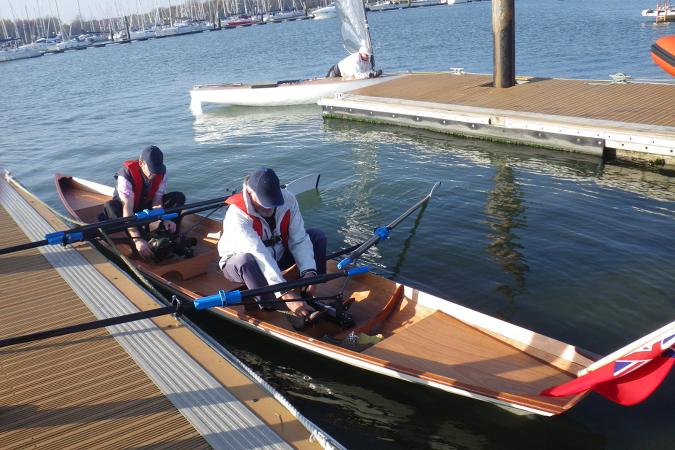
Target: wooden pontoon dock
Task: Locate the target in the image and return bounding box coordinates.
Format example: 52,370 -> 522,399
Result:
318,72 -> 675,167
0,173 -> 341,450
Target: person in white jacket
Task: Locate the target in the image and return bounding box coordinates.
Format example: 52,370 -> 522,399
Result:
326,46 -> 381,80
218,168 -> 326,317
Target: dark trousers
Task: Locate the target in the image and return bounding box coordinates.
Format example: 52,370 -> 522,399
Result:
326,63 -> 341,78
221,228 -> 327,309
101,191 -> 186,235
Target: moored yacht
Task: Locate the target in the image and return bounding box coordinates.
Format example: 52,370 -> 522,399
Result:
312,3 -> 337,19
409,0 -> 446,7
0,45 -> 42,63
263,9 -> 309,22
641,4 -> 675,21
366,1 -> 406,12
154,20 -> 208,38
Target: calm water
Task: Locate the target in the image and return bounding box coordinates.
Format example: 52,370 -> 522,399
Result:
1,1 -> 674,448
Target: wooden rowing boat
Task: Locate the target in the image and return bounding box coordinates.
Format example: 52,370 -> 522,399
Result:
55,174 -> 596,416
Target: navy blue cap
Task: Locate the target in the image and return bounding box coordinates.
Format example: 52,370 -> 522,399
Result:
248,168 -> 284,208
140,145 -> 166,174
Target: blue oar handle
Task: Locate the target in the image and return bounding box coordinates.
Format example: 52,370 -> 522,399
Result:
134,208 -> 166,220
43,212 -> 178,246
194,290 -> 242,310
193,266 -> 370,311
45,230 -> 85,245
346,266 -> 369,277
337,257 -> 352,270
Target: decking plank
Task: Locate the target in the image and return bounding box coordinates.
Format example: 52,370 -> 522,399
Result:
350,73 -> 675,127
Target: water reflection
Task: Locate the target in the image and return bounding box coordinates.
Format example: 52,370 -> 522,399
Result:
390,201 -> 430,279
192,104 -> 320,144
324,118 -> 675,205
334,142 -> 384,267
598,162 -> 675,203
484,157 -> 529,318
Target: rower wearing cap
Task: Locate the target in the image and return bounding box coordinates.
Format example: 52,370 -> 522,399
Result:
101,145 -> 186,260
326,45 -> 382,80
218,168 -> 327,318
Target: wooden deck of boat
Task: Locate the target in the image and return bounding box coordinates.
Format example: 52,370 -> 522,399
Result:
320,72 -> 675,166
0,175 -> 335,450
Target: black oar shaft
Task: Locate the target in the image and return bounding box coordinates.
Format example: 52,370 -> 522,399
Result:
339,182 -> 440,268
0,306 -> 174,347
193,268 -> 368,310
0,194 -> 233,256
0,267 -> 368,347
387,182 -> 440,230
0,239 -> 48,256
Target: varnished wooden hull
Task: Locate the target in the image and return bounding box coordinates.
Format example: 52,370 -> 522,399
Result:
55,174 -> 595,415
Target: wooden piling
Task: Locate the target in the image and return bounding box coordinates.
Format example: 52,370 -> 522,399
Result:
492,0 -> 515,88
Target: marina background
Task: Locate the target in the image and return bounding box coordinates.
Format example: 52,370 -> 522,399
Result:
1,1 -> 674,448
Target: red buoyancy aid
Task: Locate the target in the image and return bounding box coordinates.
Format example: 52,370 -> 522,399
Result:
226,192 -> 291,247
122,160 -> 164,210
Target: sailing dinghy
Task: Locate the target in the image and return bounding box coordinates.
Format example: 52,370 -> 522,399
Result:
189,0 -> 395,113
54,174 -> 604,416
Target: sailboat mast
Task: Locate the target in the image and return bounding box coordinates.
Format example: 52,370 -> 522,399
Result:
362,0 -> 372,52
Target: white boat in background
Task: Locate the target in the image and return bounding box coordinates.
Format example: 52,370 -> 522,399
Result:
62,37 -> 89,50
154,20 -> 207,38
190,0 -> 389,112
33,37 -> 66,53
0,45 -> 42,63
366,1 -> 406,12
189,75 -> 396,112
642,2 -> 675,21
114,28 -> 156,41
312,4 -> 337,19
409,0 -> 446,7
263,9 -> 309,22
447,0 -> 471,4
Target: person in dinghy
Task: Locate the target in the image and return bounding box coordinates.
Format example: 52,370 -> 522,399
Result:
326,45 -> 382,80
218,168 -> 327,318
100,145 -> 186,260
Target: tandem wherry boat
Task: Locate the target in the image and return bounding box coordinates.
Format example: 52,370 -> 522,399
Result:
54,173 -> 615,416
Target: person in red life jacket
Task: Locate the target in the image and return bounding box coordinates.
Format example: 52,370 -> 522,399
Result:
101,145 -> 185,260
218,168 -> 327,318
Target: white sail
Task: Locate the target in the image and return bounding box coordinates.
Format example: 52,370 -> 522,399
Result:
335,0 -> 372,55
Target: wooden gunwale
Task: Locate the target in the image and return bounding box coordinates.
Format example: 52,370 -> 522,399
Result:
54,174 -> 594,416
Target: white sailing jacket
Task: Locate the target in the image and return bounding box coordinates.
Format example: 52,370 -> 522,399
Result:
218,185 -> 316,289
337,52 -> 373,80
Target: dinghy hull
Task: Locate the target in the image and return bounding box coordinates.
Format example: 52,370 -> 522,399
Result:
189,75 -> 397,113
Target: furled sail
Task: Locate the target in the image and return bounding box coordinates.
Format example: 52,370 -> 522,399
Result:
335,0 -> 372,55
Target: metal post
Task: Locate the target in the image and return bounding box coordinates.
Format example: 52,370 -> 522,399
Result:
124,16 -> 131,42
493,0 -> 515,88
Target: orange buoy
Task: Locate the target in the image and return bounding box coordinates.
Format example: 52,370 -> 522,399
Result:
651,35 -> 675,77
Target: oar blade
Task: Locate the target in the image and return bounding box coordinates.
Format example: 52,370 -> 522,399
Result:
284,174 -> 320,196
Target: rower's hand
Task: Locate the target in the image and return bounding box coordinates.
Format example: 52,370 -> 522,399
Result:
134,239 -> 153,260
161,220 -> 176,233
283,292 -> 314,318
301,269 -> 318,297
